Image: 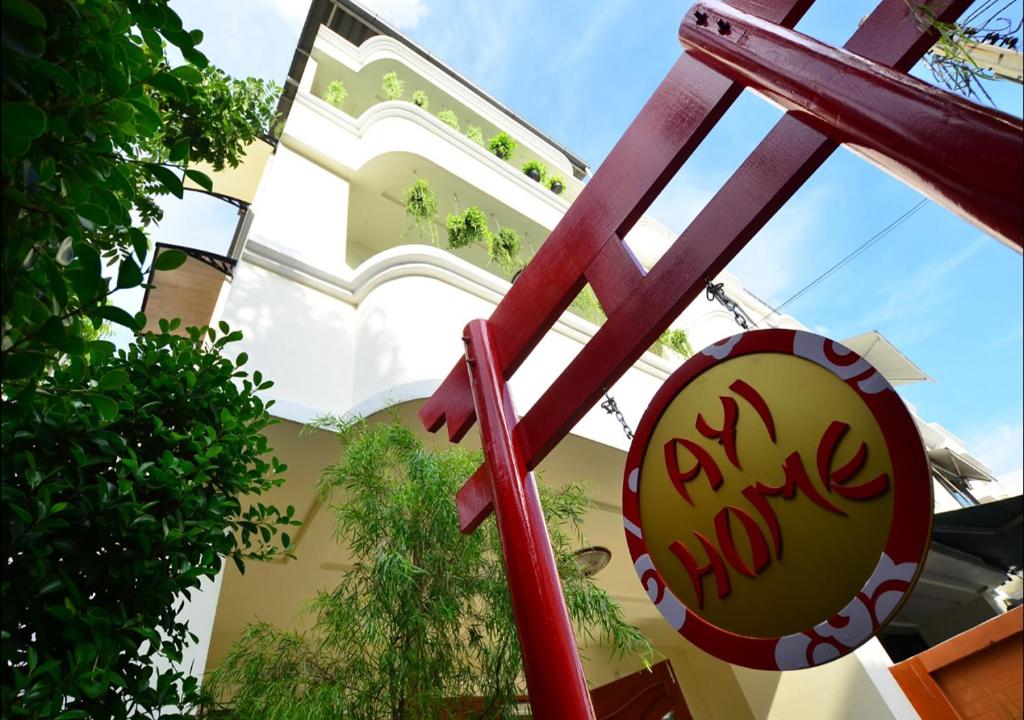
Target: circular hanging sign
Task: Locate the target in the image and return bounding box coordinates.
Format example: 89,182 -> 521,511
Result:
622,329 -> 932,670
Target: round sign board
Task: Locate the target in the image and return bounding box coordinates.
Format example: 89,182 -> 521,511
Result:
622,329 -> 932,670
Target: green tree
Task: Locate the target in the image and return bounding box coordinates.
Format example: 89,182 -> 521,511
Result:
1,1 -> 294,716
203,419 -> 651,719
1,322 -> 299,718
1,0 -> 278,381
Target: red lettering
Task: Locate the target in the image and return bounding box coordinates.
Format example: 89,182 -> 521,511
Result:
696,396 -> 741,469
729,379 -> 776,442
669,532 -> 730,608
664,437 -> 723,506
715,505 -> 771,578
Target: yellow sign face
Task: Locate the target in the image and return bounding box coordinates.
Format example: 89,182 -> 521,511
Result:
622,331 -> 932,670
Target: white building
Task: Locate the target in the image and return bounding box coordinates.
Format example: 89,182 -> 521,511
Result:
145,1 -> 1022,717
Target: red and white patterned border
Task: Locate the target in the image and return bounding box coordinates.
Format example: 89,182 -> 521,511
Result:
621,329 -> 932,670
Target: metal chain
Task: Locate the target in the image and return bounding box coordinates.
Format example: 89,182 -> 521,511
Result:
601,392 -> 634,440
705,279 -> 757,330
600,281 -> 752,442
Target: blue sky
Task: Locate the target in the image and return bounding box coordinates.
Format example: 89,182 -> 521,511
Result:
132,0 -> 1023,490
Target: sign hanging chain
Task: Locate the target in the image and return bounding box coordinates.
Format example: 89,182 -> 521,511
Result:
601,391 -> 634,440
705,279 -> 757,330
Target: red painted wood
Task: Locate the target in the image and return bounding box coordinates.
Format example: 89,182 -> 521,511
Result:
516,0 -> 972,468
584,234 -> 646,315
462,319 -> 596,720
680,1 -> 1024,250
441,0 -> 971,539
455,465 -> 492,533
418,0 -> 818,444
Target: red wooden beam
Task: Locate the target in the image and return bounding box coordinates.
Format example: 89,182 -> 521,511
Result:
449,0 -> 970,531
419,0 -> 819,445
462,319 -> 596,720
680,1 -> 1024,251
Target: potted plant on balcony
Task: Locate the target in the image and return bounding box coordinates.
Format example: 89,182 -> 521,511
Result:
522,160 -> 547,183
466,125 -> 485,146
382,71 -> 405,101
489,226 -> 522,273
323,80 -> 348,110
446,206 -> 491,250
487,131 -> 517,161
437,109 -> 460,131
403,178 -> 439,245
412,89 -> 429,109
547,175 -> 565,195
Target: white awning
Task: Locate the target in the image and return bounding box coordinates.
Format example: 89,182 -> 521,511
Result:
840,330 -> 931,386
928,447 -> 997,482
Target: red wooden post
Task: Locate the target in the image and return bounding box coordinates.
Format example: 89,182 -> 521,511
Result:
679,1 -> 1024,251
462,319 -> 596,720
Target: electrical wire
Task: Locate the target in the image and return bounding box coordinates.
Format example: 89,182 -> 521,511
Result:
757,199 -> 929,324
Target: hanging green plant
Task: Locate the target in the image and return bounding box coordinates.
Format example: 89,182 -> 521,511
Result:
323,80 -> 348,110
382,71 -> 405,100
403,178 -> 439,244
412,89 -> 429,109
446,206 -> 491,250
547,174 -> 565,195
488,131 -> 517,160
654,328 -> 693,358
466,125 -> 485,146
522,160 -> 547,182
489,226 -> 522,273
437,109 -> 460,131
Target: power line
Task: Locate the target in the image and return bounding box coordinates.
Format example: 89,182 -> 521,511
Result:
758,199 -> 929,324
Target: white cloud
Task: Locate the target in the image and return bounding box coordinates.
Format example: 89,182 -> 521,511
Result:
358,0 -> 430,29
259,0 -> 313,31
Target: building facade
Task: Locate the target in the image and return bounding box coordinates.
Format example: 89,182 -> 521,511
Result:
145,2 -> 1022,717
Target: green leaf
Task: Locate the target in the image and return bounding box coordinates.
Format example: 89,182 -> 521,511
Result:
88,395 -> 119,422
153,249 -> 187,271
2,102 -> 47,138
98,369 -> 129,390
117,258 -> 143,289
92,304 -> 140,331
128,99 -> 162,135
144,164 -> 183,198
2,0 -> 46,29
184,168 -> 212,192
181,46 -> 209,68
146,72 -> 189,102
170,64 -> 204,84
169,136 -> 191,163
76,203 -> 109,227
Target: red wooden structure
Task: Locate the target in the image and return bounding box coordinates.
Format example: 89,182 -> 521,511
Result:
420,1 -> 1023,717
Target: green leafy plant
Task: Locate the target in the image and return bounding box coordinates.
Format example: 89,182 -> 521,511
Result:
656,328 -> 693,358
522,159 -> 547,182
1,3 -> 286,715
403,178 -> 439,244
569,284 -> 606,326
381,70 -> 405,101
411,89 -> 429,109
466,125 -> 485,146
488,131 -> 517,161
2,321 -> 298,718
547,174 -> 566,194
437,109 -> 460,131
446,206 -> 492,250
489,226 -> 523,273
202,419 -> 650,719
323,79 -> 348,109
1,0 -> 279,384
